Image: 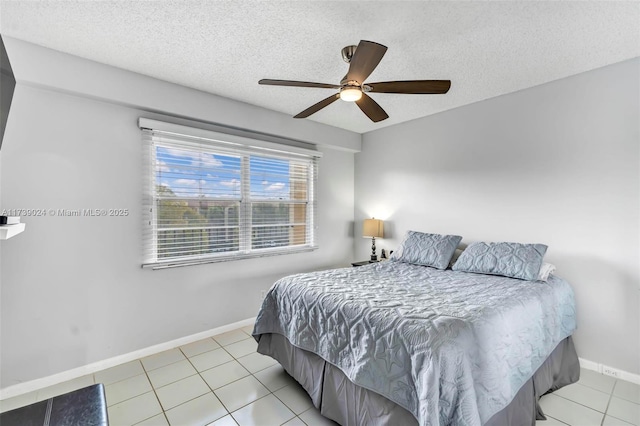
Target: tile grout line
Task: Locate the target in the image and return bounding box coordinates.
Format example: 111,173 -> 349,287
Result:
126,333 -> 254,424
554,391 -> 609,416
545,414 -> 571,426
270,389 -> 305,422
129,339 -> 237,425
177,344 -> 231,425
2,333 -> 250,411
198,344 -> 279,418
600,380 -> 617,426
10,329 -> 310,425
129,329 -> 300,425
578,379 -> 617,395
601,379 -> 640,426
138,359 -> 171,426
181,331 -> 271,421
187,331 -> 303,424
240,337 -> 316,426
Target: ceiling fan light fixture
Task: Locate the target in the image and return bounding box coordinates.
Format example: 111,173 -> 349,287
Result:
339,87 -> 362,102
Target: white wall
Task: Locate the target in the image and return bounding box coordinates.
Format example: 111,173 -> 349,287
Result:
355,58 -> 640,374
0,40 -> 357,389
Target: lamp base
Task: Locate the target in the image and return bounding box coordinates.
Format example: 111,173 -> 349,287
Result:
370,236 -> 377,262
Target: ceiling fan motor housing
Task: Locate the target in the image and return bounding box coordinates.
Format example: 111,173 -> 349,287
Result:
341,45 -> 358,63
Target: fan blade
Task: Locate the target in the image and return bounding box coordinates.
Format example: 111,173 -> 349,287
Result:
344,40 -> 387,84
355,93 -> 389,122
259,79 -> 340,89
367,80 -> 451,94
294,93 -> 340,118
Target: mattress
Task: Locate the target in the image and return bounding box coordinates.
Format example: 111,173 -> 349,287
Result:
253,261 -> 577,426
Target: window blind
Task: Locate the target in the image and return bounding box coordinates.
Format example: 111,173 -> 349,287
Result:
141,120 -> 319,269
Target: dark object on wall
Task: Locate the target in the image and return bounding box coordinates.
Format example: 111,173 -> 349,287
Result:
1,35 -> 16,150
0,216 -> 20,225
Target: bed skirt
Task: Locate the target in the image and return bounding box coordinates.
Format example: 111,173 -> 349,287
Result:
256,333 -> 579,426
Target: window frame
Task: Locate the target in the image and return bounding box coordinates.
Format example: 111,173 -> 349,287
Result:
140,118 -> 320,269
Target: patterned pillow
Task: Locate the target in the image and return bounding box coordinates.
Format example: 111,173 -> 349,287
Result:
452,241 -> 548,281
448,248 -> 465,269
390,231 -> 462,269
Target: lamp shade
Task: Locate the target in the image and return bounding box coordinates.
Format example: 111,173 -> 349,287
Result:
362,219 -> 383,238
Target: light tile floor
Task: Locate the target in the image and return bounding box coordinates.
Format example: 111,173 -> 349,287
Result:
538,368 -> 640,426
1,326 -> 638,426
0,325 -> 334,426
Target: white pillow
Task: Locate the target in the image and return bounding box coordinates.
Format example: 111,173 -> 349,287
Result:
537,262 -> 556,281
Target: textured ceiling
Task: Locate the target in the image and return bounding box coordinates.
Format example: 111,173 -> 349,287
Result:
0,1 -> 638,134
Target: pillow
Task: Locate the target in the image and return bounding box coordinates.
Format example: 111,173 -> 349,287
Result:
448,248 -> 465,269
452,241 -> 548,281
537,262 -> 556,281
390,231 -> 462,270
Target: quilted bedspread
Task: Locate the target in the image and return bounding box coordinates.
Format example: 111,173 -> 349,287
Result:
253,261 -> 577,426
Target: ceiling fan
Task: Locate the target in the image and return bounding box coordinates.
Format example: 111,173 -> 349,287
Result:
259,40 -> 451,123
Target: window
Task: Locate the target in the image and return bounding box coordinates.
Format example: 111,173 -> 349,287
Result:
140,119 -> 319,268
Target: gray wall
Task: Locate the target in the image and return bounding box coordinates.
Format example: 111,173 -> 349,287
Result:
355,58 -> 640,374
0,40 -> 357,388
2,34 -> 638,390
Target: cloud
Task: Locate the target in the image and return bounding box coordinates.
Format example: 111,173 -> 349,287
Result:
157,161 -> 171,173
267,182 -> 286,191
220,179 -> 240,188
194,154 -> 222,168
174,179 -> 199,186
160,147 -> 223,168
163,146 -> 190,158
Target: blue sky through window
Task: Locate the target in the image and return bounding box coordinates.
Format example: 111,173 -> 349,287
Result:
155,145 -> 292,200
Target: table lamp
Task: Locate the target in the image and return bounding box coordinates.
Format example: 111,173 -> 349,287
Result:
363,218 -> 384,261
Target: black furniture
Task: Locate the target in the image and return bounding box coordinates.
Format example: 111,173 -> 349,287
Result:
351,260 -> 378,267
0,384 -> 108,426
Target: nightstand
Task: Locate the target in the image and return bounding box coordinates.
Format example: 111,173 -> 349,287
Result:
351,260 -> 378,267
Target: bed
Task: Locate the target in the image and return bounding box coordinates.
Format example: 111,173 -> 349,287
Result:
253,244 -> 579,426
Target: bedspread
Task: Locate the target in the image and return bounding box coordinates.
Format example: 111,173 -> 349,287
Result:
253,261 -> 577,426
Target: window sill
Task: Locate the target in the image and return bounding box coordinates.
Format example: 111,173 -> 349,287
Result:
142,245 -> 318,270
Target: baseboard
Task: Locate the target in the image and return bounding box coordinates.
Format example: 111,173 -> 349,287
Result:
579,357 -> 640,385
3,329 -> 638,401
0,317 -> 256,400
